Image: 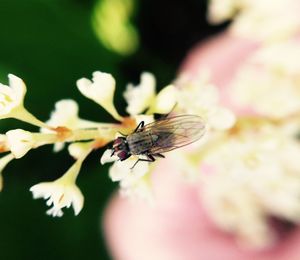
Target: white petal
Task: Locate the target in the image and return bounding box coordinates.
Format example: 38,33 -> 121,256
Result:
30,158 -> 86,217
77,72 -> 115,104
208,0 -> 239,24
92,71 -> 116,95
208,108 -> 236,130
30,182 -> 55,199
53,142 -> 65,152
77,72 -> 122,120
68,142 -> 92,159
0,74 -> 27,119
152,84 -> 177,114
47,206 -> 64,217
8,74 -> 27,104
30,180 -> 85,216
120,175 -> 154,203
124,72 -> 156,115
231,41 -> 300,119
6,129 -> 35,158
109,160 -> 130,182
45,99 -> 79,128
70,186 -> 84,215
208,0 -> 300,42
109,156 -> 149,182
100,149 -> 118,165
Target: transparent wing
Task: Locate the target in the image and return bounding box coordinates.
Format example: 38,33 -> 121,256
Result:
137,115 -> 206,154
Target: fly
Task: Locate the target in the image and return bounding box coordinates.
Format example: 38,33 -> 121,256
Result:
111,115 -> 206,169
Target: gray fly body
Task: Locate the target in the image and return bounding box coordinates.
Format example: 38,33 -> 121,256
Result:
112,115 -> 206,168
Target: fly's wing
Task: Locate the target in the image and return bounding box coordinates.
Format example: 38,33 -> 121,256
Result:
137,115 -> 206,154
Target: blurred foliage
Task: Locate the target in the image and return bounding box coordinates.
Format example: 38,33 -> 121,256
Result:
0,0 -> 226,259
92,0 -> 139,56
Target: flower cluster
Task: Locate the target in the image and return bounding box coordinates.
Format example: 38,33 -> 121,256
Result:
208,0 -> 300,42
188,0 -> 300,249
0,70 -> 234,218
0,72 -> 141,216
231,41 -> 300,119
100,72 -> 235,201
1,0 -> 300,250
201,124 -> 300,247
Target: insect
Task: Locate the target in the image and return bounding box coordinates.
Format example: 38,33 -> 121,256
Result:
111,114 -> 206,169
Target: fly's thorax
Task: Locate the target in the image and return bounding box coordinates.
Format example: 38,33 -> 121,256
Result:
127,132 -> 158,155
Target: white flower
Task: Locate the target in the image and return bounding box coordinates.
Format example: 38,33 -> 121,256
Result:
6,129 -> 36,158
101,141 -> 153,202
253,41 -> 300,76
107,155 -> 153,201
123,72 -> 177,116
123,72 -> 156,115
77,71 -> 123,121
0,153 -> 14,191
208,0 -> 244,24
30,140 -> 92,217
0,74 -> 51,128
208,0 -> 300,42
231,41 -> 300,119
203,175 -> 276,248
0,74 -> 26,119
30,181 -> 84,217
68,142 -> 93,160
44,99 -> 106,130
42,99 -> 108,152
109,156 -> 149,182
200,127 -> 300,247
119,174 -> 154,204
149,84 -> 177,114
6,129 -> 60,159
169,150 -> 202,181
100,148 -> 118,165
30,159 -> 85,217
175,75 -> 235,130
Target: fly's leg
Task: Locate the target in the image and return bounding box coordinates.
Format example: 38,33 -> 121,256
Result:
134,121 -> 145,132
130,154 -> 155,169
153,153 -> 165,158
130,153 -> 166,169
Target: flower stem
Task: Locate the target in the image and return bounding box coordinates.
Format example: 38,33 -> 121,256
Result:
13,108 -> 51,129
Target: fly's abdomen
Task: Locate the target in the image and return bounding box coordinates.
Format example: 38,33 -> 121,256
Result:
127,132 -> 158,155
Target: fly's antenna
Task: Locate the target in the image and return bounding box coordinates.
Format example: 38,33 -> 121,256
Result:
117,131 -> 127,136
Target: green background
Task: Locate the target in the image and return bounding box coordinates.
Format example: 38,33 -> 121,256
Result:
0,0 -> 225,259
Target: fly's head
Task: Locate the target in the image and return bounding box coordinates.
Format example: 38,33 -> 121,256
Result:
112,137 -> 131,161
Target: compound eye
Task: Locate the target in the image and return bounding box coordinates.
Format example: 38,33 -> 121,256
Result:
113,137 -> 124,147
117,150 -> 129,161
